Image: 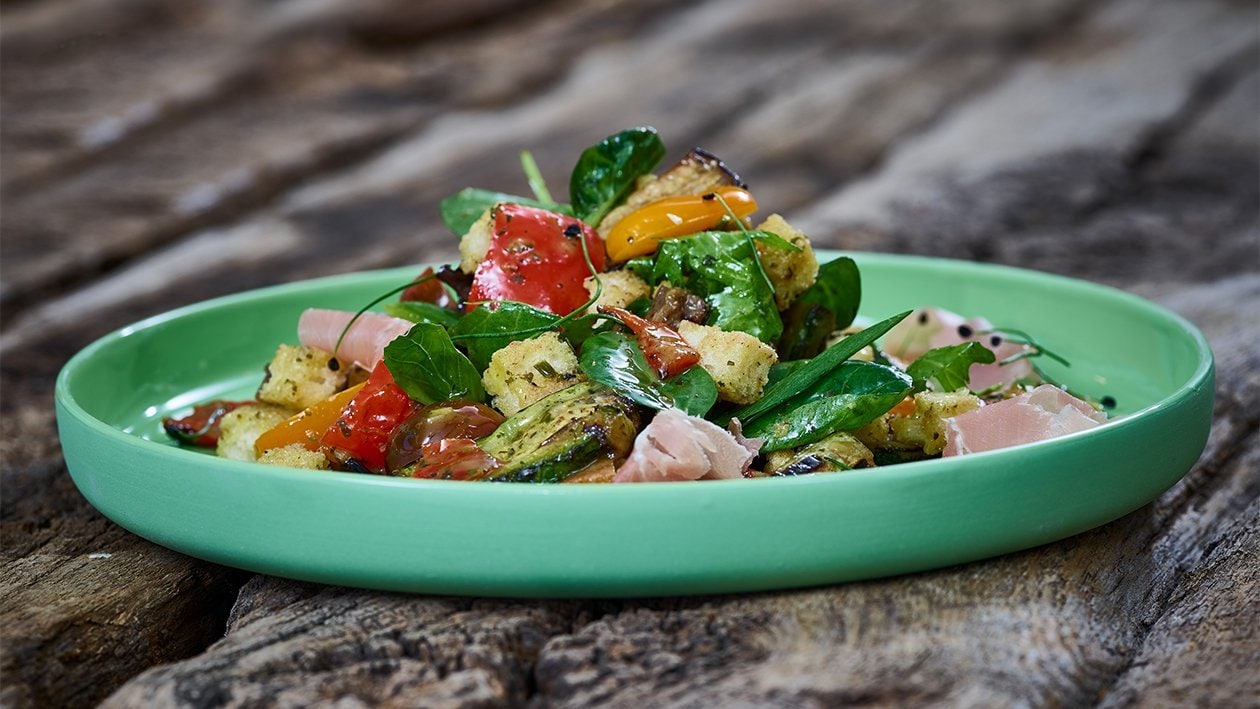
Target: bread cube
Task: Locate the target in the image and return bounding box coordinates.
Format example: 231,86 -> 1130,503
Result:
754,214 -> 818,310
458,208 -> 494,273
677,321 -> 778,405
257,443 -> 331,470
856,391 -> 983,455
584,270 -> 652,311
217,404 -> 295,462
764,431 -> 875,475
482,331 -> 585,416
257,344 -> 348,411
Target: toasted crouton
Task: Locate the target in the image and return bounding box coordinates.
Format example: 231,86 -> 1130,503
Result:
764,431 -> 875,475
584,270 -> 652,311
482,332 -> 586,416
856,391 -> 983,455
677,321 -> 778,405
754,214 -> 818,310
458,208 -> 494,273
217,404 -> 295,462
257,443 -> 331,470
257,344 -> 348,411
597,148 -> 741,235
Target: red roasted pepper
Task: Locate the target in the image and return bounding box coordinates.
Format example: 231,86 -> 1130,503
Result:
163,400 -> 251,447
321,362 -> 419,473
467,204 -> 605,316
599,305 -> 701,378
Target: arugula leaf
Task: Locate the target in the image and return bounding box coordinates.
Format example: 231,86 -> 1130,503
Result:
384,323 -> 484,405
383,301 -> 461,329
578,332 -> 717,417
725,310 -> 911,425
439,188 -> 573,236
651,230 -> 783,344
569,127 -> 666,224
753,231 -> 801,252
744,361 -> 912,452
449,302 -> 560,371
797,256 -> 861,330
906,341 -> 996,393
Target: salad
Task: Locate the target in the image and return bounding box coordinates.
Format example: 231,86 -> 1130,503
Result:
164,127 -> 1109,483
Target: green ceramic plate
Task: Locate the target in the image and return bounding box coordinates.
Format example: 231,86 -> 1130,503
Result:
55,253 -> 1214,597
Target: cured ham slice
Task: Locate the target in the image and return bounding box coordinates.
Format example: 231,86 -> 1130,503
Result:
297,309 -> 414,371
942,385 -> 1106,456
882,308 -> 1036,391
614,408 -> 759,483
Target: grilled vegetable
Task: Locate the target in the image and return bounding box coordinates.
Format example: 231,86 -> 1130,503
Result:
477,382 -> 640,483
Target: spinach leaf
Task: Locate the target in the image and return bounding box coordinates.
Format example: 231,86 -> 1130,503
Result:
569,127 -> 666,224
623,255 -> 656,282
652,230 -> 782,343
578,332 -> 717,417
439,188 -> 572,236
797,256 -> 861,330
906,341 -> 995,393
777,302 -> 837,361
383,301 -> 461,329
384,323 -> 484,405
766,360 -> 807,389
449,302 -> 560,371
744,361 -> 912,452
725,310 -> 911,425
753,231 -> 801,252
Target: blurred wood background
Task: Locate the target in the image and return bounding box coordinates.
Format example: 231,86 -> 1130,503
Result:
2,0 -> 1257,706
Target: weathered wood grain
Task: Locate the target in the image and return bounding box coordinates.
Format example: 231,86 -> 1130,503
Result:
1,0 -> 1257,705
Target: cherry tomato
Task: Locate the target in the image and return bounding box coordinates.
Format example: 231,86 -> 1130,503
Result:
599,305 -> 700,378
385,401 -> 504,475
163,400 -> 250,447
605,186 -> 757,262
254,383 -> 365,458
404,439 -> 502,481
320,362 -> 418,473
468,204 -> 605,316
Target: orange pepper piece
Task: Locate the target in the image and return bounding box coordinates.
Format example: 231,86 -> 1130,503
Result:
254,382 -> 365,458
605,185 -> 757,262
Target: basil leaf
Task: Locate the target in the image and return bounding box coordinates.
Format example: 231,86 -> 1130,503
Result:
652,230 -> 782,343
439,188 -> 572,235
384,323 -> 484,405
725,310 -> 911,425
906,341 -> 996,393
578,332 -> 717,417
383,301 -> 461,329
798,257 -> 861,330
569,127 -> 666,224
745,361 -> 912,453
450,302 -> 560,371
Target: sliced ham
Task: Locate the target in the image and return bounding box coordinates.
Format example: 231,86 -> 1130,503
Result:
942,385 -> 1106,456
297,308 -> 414,371
614,408 -> 758,483
882,307 -> 1037,391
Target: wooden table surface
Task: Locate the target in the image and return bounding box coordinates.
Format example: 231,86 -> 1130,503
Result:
2,0 -> 1257,706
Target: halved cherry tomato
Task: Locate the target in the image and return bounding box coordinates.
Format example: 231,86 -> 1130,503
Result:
404,438 -> 502,481
320,362 -> 418,474
163,400 -> 250,447
385,400 -> 503,475
599,305 -> 701,378
605,185 -> 757,262
254,383 -> 365,458
467,204 -> 605,316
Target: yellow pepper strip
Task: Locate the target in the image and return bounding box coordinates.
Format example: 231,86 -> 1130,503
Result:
254,383 -> 365,457
605,185 -> 757,262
